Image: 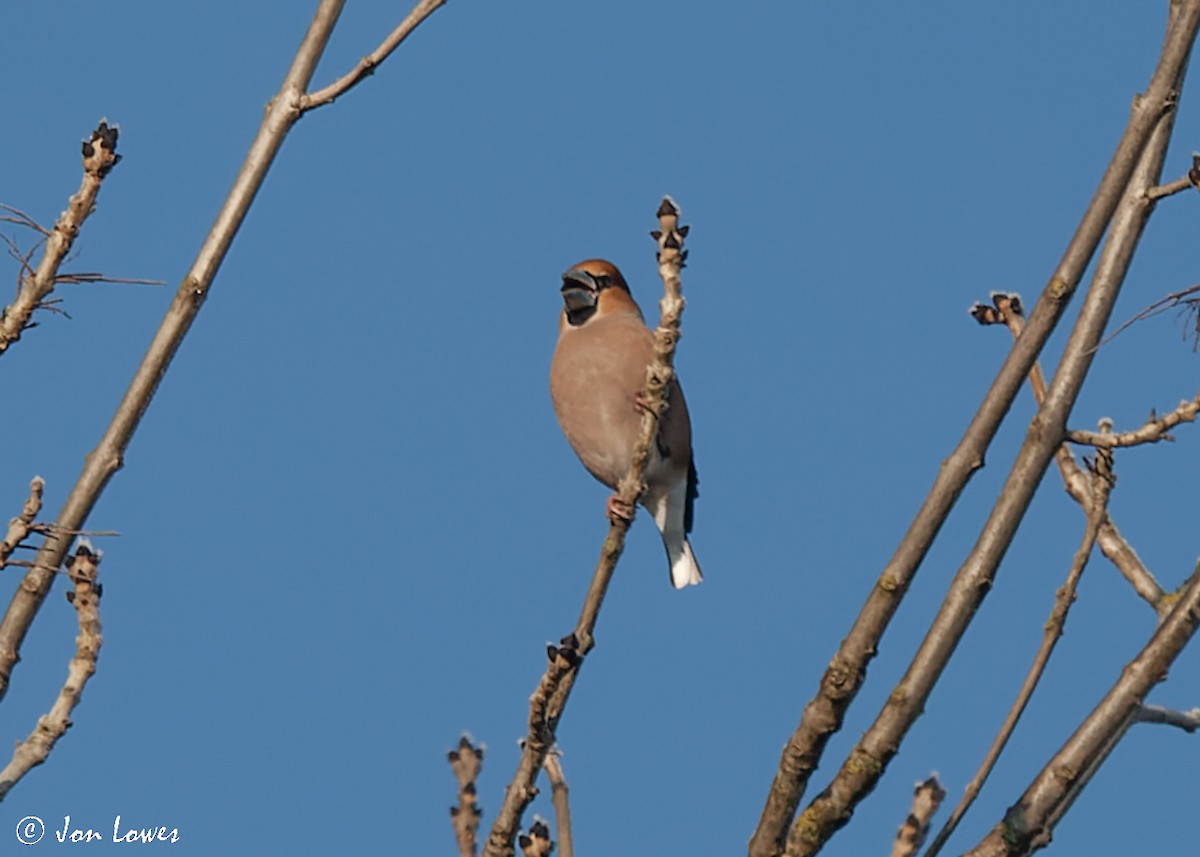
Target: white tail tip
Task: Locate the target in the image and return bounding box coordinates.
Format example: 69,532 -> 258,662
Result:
669,538 -> 703,589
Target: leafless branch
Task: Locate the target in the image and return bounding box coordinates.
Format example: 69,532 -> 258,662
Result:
965,563 -> 1200,857
892,777 -> 946,857
482,199 -> 689,857
1067,393 -> 1200,447
973,294 -> 1166,611
0,542 -> 103,801
0,477 -> 44,569
542,749 -> 573,857
779,11 -> 1198,853
1146,151 -> 1200,199
1100,282 -> 1200,349
449,735 -> 485,857
1145,176 -> 1192,200
750,8 -> 1200,855
52,272 -> 164,287
0,205 -> 51,236
0,123 -> 120,354
1136,702 -> 1200,732
0,0 -> 443,704
923,438 -> 1114,857
300,0 -> 448,111
0,232 -> 39,290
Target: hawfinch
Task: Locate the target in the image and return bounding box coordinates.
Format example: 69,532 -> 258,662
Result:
550,259 -> 702,589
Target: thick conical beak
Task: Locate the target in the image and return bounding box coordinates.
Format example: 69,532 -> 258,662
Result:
561,284 -> 598,313
561,268 -> 599,319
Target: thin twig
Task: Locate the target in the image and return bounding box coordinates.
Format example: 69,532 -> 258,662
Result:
922,432 -> 1114,857
1144,174 -> 1193,199
542,749 -> 574,857
1135,703 -> 1200,732
1146,151 -> 1200,200
780,9 -> 1198,852
1067,393 -> 1200,447
0,233 -> 38,288
0,542 -> 103,800
0,477 -> 44,569
892,777 -> 946,857
482,199 -> 690,857
449,735 -> 484,857
0,123 -> 120,354
1099,282 -> 1200,348
965,564 -> 1200,856
300,0 -> 447,111
0,205 -> 51,236
52,272 -> 164,287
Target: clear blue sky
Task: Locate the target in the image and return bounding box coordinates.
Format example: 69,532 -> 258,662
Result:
3,2 -> 1198,854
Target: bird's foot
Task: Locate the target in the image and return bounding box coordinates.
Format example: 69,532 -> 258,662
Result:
633,391 -> 667,416
606,494 -> 635,524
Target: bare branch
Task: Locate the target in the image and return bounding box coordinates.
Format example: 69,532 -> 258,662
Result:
0,0 -> 355,704
1136,703 -> 1200,732
748,11 -> 1200,853
0,205 -> 51,237
300,0 -> 448,111
892,777 -> 946,857
1144,175 -> 1193,200
0,122 -> 120,354
0,0 -> 450,706
975,294 -> 1166,611
0,542 -> 103,800
542,749 -> 574,857
779,11 -> 1198,853
52,272 -> 164,287
449,735 -> 484,857
965,564 -> 1200,857
1100,282 -> 1200,348
1067,393 -> 1200,447
923,438 -> 1114,857
1146,151 -> 1200,198
482,199 -> 690,857
754,11 -> 1200,855
0,232 -> 38,289
0,477 -> 44,569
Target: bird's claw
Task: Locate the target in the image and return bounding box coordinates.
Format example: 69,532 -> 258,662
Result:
633,391 -> 665,416
606,495 -> 635,524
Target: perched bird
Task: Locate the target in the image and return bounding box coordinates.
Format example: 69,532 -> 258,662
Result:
549,259 -> 702,589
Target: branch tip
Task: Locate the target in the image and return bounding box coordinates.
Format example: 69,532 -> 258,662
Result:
81,121 -> 121,177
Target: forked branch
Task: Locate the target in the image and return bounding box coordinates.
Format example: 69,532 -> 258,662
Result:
972,293 -> 1166,611
965,563 -> 1200,857
0,0 -> 446,705
779,7 -> 1198,852
749,7 -> 1200,855
301,0 -> 447,110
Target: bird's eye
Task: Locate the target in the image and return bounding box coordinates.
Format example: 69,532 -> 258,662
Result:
593,275 -> 611,290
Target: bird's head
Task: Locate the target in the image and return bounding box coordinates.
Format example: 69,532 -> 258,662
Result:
560,259 -> 641,328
